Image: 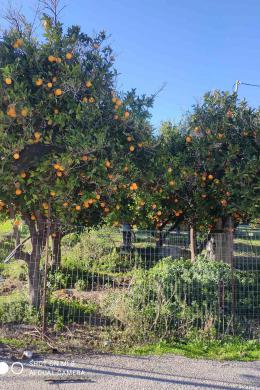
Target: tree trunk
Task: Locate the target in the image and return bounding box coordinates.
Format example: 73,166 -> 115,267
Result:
25,217 -> 48,309
156,231 -> 164,247
190,226 -> 197,262
28,254 -> 42,308
209,216 -> 234,264
51,232 -> 62,269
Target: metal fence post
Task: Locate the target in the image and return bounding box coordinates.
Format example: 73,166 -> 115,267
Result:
41,199 -> 51,338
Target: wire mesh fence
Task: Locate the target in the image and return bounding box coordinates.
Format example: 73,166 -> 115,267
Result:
0,222 -> 259,339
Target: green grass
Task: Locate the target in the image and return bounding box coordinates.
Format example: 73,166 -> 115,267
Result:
0,337 -> 51,353
0,220 -> 12,236
0,288 -> 27,305
117,338 -> 260,361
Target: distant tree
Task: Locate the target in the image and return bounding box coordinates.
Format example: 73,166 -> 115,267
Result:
142,92 -> 260,261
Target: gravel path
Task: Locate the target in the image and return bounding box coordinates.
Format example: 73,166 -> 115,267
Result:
0,353 -> 259,390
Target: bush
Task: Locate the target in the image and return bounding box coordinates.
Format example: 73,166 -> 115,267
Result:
101,256 -> 258,341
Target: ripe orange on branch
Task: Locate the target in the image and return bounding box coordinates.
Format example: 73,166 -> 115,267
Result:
54,88 -> 62,96
5,78 -> 12,85
186,136 -> 192,143
7,105 -> 16,118
130,183 -> 138,191
66,52 -> 73,60
15,189 -> 22,196
35,79 -> 43,86
13,152 -> 20,160
21,108 -> 29,117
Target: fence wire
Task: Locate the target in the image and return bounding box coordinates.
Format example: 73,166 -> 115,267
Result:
0,223 -> 259,339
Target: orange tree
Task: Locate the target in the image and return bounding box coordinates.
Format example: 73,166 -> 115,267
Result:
0,13 -> 154,306
133,92 -> 260,259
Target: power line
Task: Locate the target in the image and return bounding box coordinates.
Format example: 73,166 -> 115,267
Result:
233,80 -> 260,92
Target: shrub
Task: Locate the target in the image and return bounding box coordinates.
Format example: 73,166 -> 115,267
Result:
101,256 -> 259,341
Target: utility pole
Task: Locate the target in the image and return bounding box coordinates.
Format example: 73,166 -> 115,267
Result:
234,80 -> 240,93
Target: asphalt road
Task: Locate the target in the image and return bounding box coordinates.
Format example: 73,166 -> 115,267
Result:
0,353 -> 259,390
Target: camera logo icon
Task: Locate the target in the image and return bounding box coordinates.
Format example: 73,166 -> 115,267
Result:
0,361 -> 24,375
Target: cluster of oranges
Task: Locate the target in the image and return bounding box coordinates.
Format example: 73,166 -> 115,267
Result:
6,105 -> 29,119
53,163 -> 65,177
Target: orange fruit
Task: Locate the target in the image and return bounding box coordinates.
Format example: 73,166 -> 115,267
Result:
100,202 -> 106,208
42,202 -> 49,210
56,171 -> 63,177
31,215 -> 36,221
124,111 -> 130,119
169,180 -> 175,187
124,165 -> 129,172
75,205 -> 81,211
21,108 -> 29,117
54,88 -> 62,96
35,79 -> 43,86
88,97 -> 95,103
105,160 -> 111,168
48,55 -> 56,62
20,172 -> 26,178
127,136 -> 132,142
15,189 -> 22,196
186,136 -> 192,143
47,82 -> 53,88
34,131 -> 41,139
116,99 -> 122,106
114,104 -> 119,110
194,126 -> 200,133
82,97 -> 88,103
13,152 -> 20,160
83,201 -> 89,208
7,105 -> 16,118
152,204 -> 157,209
104,207 -> 110,213
208,174 -> 214,180
112,97 -> 117,103
129,145 -> 135,152
96,194 -> 101,200
13,38 -> 23,48
50,191 -> 56,197
157,211 -> 162,216
140,201 -> 145,206
82,155 -> 88,161
53,163 -> 61,170
138,142 -> 143,148
66,52 -> 73,60
85,81 -> 92,88
130,183 -> 138,191
5,78 -> 12,85
63,202 -> 69,208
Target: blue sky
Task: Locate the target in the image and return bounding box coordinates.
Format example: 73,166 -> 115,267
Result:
1,0 -> 260,128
